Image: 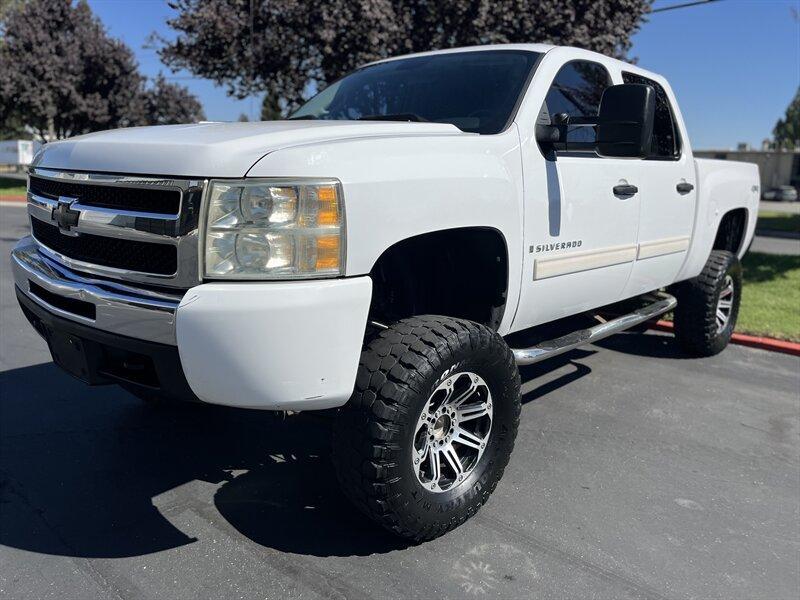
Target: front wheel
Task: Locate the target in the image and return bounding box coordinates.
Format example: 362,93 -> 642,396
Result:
332,315 -> 521,542
672,250 -> 742,356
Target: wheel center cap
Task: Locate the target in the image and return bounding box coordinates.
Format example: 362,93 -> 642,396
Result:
432,414 -> 451,440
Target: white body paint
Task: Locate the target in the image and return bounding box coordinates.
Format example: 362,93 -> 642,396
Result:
24,44 -> 760,410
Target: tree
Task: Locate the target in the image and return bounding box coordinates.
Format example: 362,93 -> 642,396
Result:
773,88 -> 800,150
140,75 -> 206,126
157,0 -> 652,113
0,0 -> 204,139
0,0 -> 23,17
261,95 -> 282,121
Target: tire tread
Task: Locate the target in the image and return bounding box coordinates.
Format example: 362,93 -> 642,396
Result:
333,315 -> 520,541
672,250 -> 741,356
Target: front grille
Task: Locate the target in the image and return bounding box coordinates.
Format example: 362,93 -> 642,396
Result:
32,219 -> 178,276
29,176 -> 181,215
27,168 -> 200,288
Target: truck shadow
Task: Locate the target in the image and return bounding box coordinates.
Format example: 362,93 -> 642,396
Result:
518,348 -> 595,405
593,330 -> 689,359
0,362 -> 404,559
0,343 -> 633,560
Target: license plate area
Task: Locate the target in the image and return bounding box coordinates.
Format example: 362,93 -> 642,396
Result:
45,329 -> 160,387
47,329 -> 95,383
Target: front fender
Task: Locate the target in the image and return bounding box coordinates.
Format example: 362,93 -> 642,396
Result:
247,131 -> 524,334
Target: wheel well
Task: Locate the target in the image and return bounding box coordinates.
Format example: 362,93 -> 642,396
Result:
368,228 -> 508,330
713,208 -> 747,254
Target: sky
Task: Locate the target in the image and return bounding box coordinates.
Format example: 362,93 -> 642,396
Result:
87,0 -> 800,150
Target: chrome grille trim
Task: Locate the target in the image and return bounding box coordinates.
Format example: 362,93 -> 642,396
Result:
28,192 -> 180,241
27,167 -> 205,289
29,167 -> 186,215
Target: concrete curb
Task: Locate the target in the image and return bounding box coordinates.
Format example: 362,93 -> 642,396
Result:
0,195 -> 26,203
651,320 -> 800,356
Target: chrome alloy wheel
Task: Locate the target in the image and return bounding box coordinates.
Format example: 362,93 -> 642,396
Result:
716,275 -> 735,333
412,371 -> 493,493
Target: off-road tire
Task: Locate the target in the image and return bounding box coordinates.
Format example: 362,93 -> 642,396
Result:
332,315 -> 521,542
672,250 -> 742,357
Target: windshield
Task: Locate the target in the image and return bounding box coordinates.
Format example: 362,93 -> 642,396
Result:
290,50 -> 540,135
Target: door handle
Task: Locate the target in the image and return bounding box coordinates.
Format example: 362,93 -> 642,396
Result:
613,184 -> 638,196
676,182 -> 694,194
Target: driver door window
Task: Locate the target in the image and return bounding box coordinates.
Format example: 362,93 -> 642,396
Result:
539,61 -> 612,153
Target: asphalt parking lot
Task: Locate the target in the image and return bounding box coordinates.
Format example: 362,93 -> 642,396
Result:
1,202 -> 799,600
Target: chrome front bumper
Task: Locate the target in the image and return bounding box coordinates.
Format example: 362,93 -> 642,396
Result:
14,235 -> 374,410
12,237 -> 181,345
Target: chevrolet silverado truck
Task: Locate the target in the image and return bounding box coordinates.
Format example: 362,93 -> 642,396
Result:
12,44 -> 759,541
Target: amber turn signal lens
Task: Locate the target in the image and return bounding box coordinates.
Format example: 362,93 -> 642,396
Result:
316,186 -> 340,226
315,235 -> 340,270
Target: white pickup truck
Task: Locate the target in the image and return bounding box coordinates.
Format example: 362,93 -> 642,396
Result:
12,44 -> 759,541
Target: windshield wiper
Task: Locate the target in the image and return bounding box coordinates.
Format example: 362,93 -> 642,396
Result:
287,114 -> 317,120
358,113 -> 428,123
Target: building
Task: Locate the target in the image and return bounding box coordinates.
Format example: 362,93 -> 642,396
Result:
0,139 -> 41,169
694,148 -> 800,194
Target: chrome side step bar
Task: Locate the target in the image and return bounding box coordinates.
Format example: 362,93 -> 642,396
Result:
512,292 -> 677,366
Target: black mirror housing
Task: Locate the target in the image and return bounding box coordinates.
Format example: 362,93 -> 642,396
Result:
596,84 -> 656,158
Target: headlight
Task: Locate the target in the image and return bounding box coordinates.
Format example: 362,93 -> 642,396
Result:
202,178 -> 345,279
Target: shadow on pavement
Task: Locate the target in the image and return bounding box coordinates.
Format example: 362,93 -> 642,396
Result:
593,330 -> 691,359
0,333 -> 665,560
0,362 -> 404,559
518,348 -> 595,405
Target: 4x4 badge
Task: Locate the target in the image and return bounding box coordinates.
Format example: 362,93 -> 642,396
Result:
53,197 -> 80,232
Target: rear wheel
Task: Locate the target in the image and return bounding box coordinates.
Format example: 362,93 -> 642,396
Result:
332,315 -> 521,541
672,250 -> 742,356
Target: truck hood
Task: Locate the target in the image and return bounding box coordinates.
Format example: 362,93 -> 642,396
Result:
32,120 -> 464,178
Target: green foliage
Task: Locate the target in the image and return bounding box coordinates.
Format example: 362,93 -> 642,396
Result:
158,0 -> 652,111
757,212 -> 800,234
0,113 -> 27,140
139,74 -> 206,126
0,0 -> 23,17
739,252 -> 800,341
664,252 -> 800,341
0,0 -> 204,139
260,95 -> 282,120
773,88 -> 800,150
0,177 -> 27,197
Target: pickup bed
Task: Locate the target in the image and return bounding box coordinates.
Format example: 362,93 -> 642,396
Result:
12,44 -> 759,541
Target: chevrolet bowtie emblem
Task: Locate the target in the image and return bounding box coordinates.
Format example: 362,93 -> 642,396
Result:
53,197 -> 81,232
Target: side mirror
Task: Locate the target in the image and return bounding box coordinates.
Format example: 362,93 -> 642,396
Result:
596,84 -> 655,158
